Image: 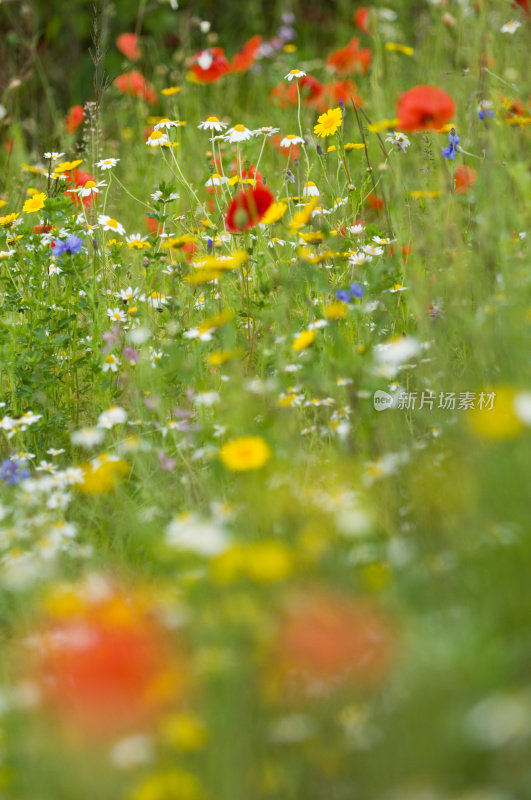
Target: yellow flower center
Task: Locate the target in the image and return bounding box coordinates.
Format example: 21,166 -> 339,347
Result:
107,218 -> 118,228
150,131 -> 163,139
207,116 -> 219,122
234,124 -> 245,132
85,180 -> 97,189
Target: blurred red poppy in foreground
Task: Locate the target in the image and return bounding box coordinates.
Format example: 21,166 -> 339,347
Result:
353,7 -> 372,34
31,588 -> 180,740
326,38 -> 372,76
231,35 -> 262,72
396,85 -> 455,131
190,48 -> 231,83
65,105 -> 84,134
114,71 -> 157,104
454,164 -> 477,194
117,32 -> 141,61
225,184 -> 274,232
276,590 -> 395,689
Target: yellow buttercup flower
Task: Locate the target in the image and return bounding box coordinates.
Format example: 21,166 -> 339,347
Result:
212,541 -> 293,584
129,769 -> 205,800
385,42 -> 414,56
467,387 -> 524,440
219,436 -> 271,471
53,159 -> 83,174
160,713 -> 208,751
288,197 -> 319,233
368,118 -> 399,133
314,107 -> 342,138
324,302 -> 348,320
293,329 -> 317,350
198,308 -> 234,334
344,142 -> 366,151
0,212 -> 20,227
410,190 -> 442,199
22,192 -> 47,213
260,201 -> 288,224
161,86 -> 181,95
78,458 -> 129,494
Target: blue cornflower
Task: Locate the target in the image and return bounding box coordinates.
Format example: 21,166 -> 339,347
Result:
0,459 -> 30,485
350,282 -> 364,299
441,129 -> 460,159
478,109 -> 495,120
335,289 -> 351,302
53,234 -> 83,256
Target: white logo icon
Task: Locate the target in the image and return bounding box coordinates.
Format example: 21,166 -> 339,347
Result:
373,390 -> 393,411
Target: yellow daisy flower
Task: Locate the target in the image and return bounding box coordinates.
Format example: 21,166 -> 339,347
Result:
219,436 -> 271,471
314,107 -> 342,138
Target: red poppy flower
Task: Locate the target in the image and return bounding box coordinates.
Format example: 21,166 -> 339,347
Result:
326,38 -> 372,76
276,590 -> 394,687
353,7 -> 372,34
146,215 -> 163,236
454,164 -> 477,194
190,48 -> 231,83
396,85 -> 455,132
231,35 -> 262,72
367,192 -> 383,210
270,82 -> 292,108
225,185 -> 274,232
65,105 -> 84,134
503,97 -> 526,117
117,33 -> 141,61
182,241 -> 198,261
325,79 -> 363,108
31,591 -> 181,740
114,71 -> 157,104
291,75 -> 324,106
513,0 -> 529,13
240,164 -> 264,184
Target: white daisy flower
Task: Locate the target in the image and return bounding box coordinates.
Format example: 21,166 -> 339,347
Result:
71,179 -> 107,199
302,181 -> 320,198
205,173 -> 229,187
385,131 -> 411,153
284,68 -> 307,80
153,118 -> 184,131
224,124 -> 254,143
198,116 -> 228,132
96,157 -> 120,170
71,427 -> 105,448
107,307 -> 128,323
102,353 -> 121,372
500,20 -> 521,34
116,286 -> 140,302
279,134 -> 305,148
146,130 -> 169,147
362,244 -> 384,256
98,406 -> 127,429
98,215 -> 126,235
254,126 -> 280,136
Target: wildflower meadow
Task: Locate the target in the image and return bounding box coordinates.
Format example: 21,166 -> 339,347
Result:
0,1 -> 530,798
